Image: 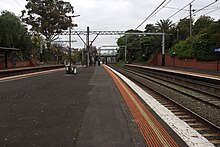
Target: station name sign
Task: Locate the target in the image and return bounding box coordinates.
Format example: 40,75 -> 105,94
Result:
214,48 -> 220,52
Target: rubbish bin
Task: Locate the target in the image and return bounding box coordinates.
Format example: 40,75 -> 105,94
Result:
72,66 -> 77,74
66,66 -> 71,74
66,66 -> 77,74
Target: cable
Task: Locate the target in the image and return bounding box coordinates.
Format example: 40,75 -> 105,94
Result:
173,0 -> 219,24
203,6 -> 220,15
195,6 -> 220,18
14,0 -> 24,8
135,0 -> 167,30
164,6 -> 188,11
167,0 -> 196,19
148,0 -> 172,20
186,0 -> 219,18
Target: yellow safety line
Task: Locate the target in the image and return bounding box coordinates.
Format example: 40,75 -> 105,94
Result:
115,73 -> 170,146
103,65 -> 178,146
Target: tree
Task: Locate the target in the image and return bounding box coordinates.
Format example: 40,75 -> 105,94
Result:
168,19 -> 219,61
0,11 -> 25,47
170,38 -> 195,59
117,35 -> 126,61
116,29 -> 161,63
155,19 -> 175,49
138,36 -> 155,62
144,24 -> 156,33
0,11 -> 32,59
193,33 -> 215,61
117,29 -> 142,62
194,16 -> 214,34
193,22 -> 219,61
155,19 -> 174,33
21,0 -> 74,42
177,18 -> 191,40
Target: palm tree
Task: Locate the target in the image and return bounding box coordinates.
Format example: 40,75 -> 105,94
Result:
155,19 -> 174,33
144,24 -> 156,33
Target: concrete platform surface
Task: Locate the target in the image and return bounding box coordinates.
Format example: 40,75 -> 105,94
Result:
0,66 -> 146,147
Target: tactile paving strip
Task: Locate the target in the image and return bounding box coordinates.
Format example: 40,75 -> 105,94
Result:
104,65 -> 179,146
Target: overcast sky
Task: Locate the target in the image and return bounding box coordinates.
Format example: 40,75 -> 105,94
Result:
0,0 -> 219,48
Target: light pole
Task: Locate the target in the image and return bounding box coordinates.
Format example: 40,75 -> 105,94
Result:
189,3 -> 193,37
86,26 -> 90,67
67,14 -> 80,71
69,20 -> 72,67
125,35 -> 127,63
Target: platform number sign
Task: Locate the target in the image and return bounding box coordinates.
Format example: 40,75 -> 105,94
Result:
214,48 -> 220,53
69,48 -> 72,54
214,48 -> 220,57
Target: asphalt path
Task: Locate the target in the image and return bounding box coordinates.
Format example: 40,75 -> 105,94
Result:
0,67 -> 145,147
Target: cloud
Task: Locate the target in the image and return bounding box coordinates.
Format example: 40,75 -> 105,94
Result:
1,0 -> 220,47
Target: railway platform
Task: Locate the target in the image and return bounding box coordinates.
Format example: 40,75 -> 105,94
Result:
0,65 -> 216,146
159,65 -> 220,75
75,65 -> 188,147
148,65 -> 220,79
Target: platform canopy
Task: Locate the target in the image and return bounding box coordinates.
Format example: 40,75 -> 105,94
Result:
0,47 -> 19,52
0,47 -> 20,68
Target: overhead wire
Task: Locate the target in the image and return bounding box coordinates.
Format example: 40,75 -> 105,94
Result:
167,0 -> 196,20
14,0 -> 24,8
173,0 -> 219,24
202,6 -> 220,15
194,6 -> 220,18
147,0 -> 172,20
135,0 -> 167,30
164,6 -> 188,11
186,0 -> 220,18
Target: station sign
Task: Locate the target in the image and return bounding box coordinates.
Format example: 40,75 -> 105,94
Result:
69,48 -> 72,53
214,48 -> 220,52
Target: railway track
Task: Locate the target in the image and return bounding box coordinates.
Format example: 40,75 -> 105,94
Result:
124,66 -> 220,109
124,65 -> 220,99
111,65 -> 220,146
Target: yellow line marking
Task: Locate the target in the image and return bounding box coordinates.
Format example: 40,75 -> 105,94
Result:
112,70 -> 171,146
0,68 -> 63,81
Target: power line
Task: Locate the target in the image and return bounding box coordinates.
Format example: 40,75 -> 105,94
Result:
135,0 -> 167,30
164,6 -> 188,11
167,0 -> 196,19
195,6 -> 220,18
193,4 -> 220,9
147,0 -> 172,20
203,6 -> 220,15
14,0 -> 24,8
173,0 -> 219,24
186,0 -> 220,18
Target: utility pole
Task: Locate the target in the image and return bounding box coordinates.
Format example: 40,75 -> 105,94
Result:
189,3 -> 193,37
69,19 -> 72,68
125,35 -> 127,63
86,26 -> 90,67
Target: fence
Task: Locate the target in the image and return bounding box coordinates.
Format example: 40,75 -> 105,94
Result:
149,53 -> 220,72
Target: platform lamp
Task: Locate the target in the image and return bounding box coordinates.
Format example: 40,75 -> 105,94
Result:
66,14 -> 80,68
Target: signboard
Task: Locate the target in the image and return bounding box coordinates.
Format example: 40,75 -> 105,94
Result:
69,48 -> 72,53
214,48 -> 220,52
